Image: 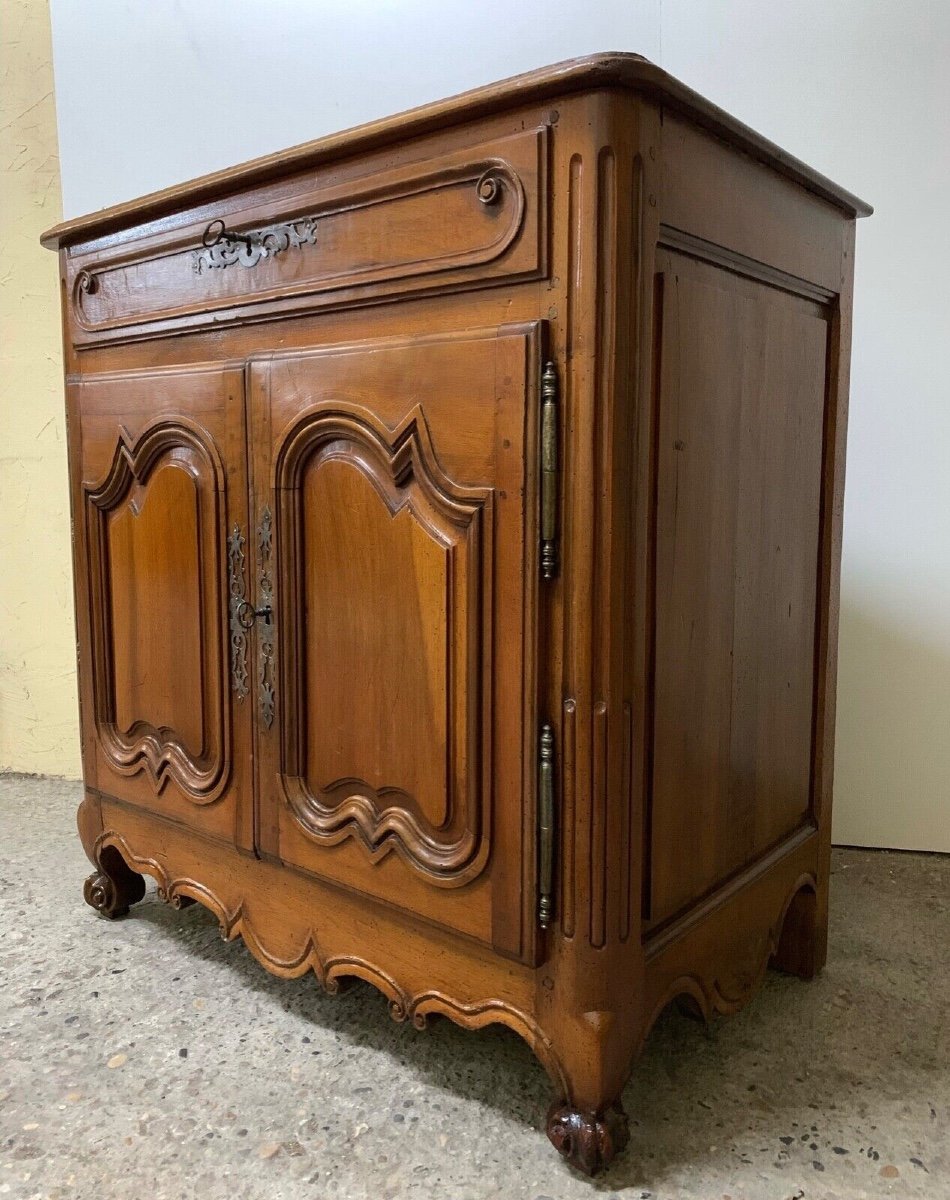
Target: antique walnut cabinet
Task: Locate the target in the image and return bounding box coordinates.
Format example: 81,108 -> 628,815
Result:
43,55 -> 870,1174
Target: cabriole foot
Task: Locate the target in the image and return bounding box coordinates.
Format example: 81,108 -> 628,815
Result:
546,1098 -> 629,1175
83,845 -> 146,919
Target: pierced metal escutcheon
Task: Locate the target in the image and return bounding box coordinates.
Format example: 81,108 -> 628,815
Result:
227,524 -> 249,699
193,216 -> 318,274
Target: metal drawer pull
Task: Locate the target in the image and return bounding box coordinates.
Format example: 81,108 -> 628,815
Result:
193,216 -> 318,274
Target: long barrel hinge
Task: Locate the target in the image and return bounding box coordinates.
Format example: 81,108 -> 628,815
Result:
540,360 -> 559,580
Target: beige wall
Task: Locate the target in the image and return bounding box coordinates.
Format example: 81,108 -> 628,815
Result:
0,0 -> 79,777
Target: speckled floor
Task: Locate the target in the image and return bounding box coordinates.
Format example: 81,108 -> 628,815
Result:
1,775 -> 947,1200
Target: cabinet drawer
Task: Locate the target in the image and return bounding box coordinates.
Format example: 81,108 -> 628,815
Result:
67,126 -> 547,345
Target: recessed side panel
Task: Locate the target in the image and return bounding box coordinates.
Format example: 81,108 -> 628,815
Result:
646,239 -> 830,929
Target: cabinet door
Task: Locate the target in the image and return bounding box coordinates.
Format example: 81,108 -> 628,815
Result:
249,326 -> 541,962
73,363 -> 253,848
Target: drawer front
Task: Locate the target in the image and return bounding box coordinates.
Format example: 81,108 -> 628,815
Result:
68,126 -> 547,344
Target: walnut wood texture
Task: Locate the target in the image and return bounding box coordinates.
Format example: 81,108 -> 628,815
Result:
546,1099 -> 630,1176
63,128 -> 547,346
248,328 -> 540,961
46,55 -> 868,1176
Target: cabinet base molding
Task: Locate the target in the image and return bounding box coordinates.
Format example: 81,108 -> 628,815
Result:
80,795 -> 570,1099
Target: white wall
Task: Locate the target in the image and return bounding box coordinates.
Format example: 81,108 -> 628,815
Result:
46,1 -> 950,850
661,0 -> 950,850
50,0 -> 660,217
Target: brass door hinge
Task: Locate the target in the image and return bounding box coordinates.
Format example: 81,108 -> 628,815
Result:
538,721 -> 556,928
540,360 -> 559,580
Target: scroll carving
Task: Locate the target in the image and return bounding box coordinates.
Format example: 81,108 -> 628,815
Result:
83,844 -> 146,919
68,127 -> 545,342
640,872 -> 820,1044
546,1100 -> 630,1176
90,827 -> 568,1098
475,168 -> 504,205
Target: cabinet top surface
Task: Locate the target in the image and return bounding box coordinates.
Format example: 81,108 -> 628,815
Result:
41,52 -> 871,251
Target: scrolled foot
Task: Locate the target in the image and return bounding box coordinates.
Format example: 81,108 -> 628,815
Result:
546,1098 -> 629,1175
83,845 -> 146,919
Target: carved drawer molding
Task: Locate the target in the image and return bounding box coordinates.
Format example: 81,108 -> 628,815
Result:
67,127 -> 547,344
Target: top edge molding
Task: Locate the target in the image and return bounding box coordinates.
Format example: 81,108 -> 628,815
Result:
41,52 -> 871,250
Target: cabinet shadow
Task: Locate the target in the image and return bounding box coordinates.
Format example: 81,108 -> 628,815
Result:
129,832 -> 948,1190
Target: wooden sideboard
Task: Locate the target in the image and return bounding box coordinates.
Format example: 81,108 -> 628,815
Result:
43,54 -> 870,1175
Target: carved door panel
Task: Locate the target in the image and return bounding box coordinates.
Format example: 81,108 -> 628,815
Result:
73,363 -> 253,848
248,326 -> 542,962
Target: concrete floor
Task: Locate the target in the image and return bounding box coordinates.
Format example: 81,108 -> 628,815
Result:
1,776 -> 947,1200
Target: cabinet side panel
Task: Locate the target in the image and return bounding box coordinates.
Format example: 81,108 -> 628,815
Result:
647,247 -> 828,927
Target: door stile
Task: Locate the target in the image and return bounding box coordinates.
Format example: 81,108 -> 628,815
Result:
246,356 -> 280,861
224,364 -> 257,854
